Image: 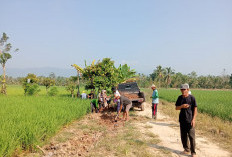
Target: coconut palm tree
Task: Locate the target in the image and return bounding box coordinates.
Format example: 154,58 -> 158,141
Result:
164,67 -> 175,88
155,65 -> 165,88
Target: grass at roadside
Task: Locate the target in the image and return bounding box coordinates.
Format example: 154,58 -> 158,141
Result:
88,123 -> 152,157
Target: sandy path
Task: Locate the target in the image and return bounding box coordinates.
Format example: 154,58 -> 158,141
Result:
136,102 -> 231,157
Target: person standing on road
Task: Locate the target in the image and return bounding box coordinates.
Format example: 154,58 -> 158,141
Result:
175,83 -> 197,157
116,94 -> 132,121
150,84 -> 159,119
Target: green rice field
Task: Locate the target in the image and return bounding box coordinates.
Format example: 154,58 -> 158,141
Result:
0,85 -> 91,156
157,88 -> 232,122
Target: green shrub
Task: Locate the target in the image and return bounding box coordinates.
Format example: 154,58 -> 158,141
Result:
48,87 -> 59,96
26,84 -> 41,96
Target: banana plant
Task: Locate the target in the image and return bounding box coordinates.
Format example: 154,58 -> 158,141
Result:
71,64 -> 83,97
118,64 -> 136,83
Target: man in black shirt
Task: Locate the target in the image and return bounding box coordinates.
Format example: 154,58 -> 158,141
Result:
175,83 -> 197,157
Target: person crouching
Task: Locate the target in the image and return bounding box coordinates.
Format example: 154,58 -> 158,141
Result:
114,93 -> 123,115
91,99 -> 99,113
115,93 -> 132,121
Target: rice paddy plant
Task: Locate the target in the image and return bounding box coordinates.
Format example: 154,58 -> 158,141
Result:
0,85 -> 91,156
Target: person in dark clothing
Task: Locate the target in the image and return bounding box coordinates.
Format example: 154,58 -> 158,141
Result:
88,91 -> 94,99
175,83 -> 197,157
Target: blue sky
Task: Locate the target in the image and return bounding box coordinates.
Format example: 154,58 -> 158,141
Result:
0,0 -> 231,77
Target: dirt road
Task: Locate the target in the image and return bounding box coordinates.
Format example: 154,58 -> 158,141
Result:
137,102 -> 231,157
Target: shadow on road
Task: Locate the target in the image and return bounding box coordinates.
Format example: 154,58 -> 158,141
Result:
149,122 -> 179,127
149,144 -> 191,157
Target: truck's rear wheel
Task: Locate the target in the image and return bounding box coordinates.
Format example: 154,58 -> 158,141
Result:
139,92 -> 145,102
141,103 -> 145,111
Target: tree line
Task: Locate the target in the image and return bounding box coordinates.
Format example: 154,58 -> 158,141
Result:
2,64 -> 232,93
1,63 -> 232,94
137,65 -> 232,89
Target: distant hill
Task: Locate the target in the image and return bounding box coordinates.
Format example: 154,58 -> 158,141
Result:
0,67 -> 77,78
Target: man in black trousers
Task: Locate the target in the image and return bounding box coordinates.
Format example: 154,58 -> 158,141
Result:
175,83 -> 197,157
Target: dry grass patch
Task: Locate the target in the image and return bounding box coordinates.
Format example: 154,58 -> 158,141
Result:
87,122 -> 156,157
144,125 -> 153,129
87,114 -> 168,157
55,131 -> 74,143
146,132 -> 158,138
